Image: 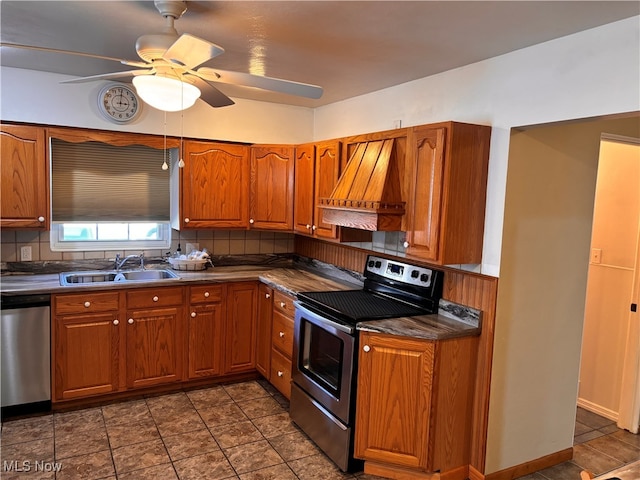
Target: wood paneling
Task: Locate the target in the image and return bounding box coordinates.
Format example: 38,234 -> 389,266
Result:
294,237 -> 498,474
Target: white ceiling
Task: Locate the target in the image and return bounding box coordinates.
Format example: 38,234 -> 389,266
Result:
1,1 -> 638,108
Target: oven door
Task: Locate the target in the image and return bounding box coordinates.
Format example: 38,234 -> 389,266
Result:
292,302 -> 356,425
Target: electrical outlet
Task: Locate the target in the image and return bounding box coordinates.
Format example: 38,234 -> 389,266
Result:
590,248 -> 602,264
20,246 -> 32,261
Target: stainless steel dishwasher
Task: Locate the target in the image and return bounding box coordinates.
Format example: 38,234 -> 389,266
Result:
1,293 -> 51,415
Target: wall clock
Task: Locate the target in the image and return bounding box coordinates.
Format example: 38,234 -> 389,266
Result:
98,83 -> 141,123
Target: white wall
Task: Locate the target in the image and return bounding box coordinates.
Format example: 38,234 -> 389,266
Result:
0,68 -> 314,145
314,16 -> 640,278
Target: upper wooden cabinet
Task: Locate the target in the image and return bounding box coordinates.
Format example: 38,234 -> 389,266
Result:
294,140 -> 342,239
0,124 -> 49,228
404,122 -> 491,265
179,140 -> 250,229
249,145 -> 295,230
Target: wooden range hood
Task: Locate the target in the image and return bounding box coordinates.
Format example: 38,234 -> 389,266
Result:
318,139 -> 405,231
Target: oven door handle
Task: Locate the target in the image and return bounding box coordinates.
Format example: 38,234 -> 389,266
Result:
294,302 -> 355,335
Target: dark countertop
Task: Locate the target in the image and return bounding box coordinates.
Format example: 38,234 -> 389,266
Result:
1,259 -> 480,341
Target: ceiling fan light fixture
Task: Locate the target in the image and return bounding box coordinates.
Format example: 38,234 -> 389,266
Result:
132,75 -> 200,112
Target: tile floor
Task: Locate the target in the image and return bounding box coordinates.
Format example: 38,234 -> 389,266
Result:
3,383 -> 639,480
516,407 -> 640,479
0,379 -> 384,480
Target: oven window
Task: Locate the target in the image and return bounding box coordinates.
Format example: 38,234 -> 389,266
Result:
301,320 -> 344,396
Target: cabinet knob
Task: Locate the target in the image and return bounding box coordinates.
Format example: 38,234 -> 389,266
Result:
280,302 -> 286,308
128,318 -> 134,324
152,296 -> 159,302
84,301 -> 91,308
279,331 -> 285,338
184,218 -> 190,223
306,224 -> 311,229
38,216 -> 45,223
403,241 -> 410,248
204,292 -> 210,298
312,225 -> 317,231
265,293 -> 271,299
249,218 -> 255,224
113,319 -> 119,325
191,312 -> 197,318
277,371 -> 284,377
363,345 -> 371,352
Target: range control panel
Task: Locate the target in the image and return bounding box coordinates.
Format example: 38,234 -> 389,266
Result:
365,255 -> 434,287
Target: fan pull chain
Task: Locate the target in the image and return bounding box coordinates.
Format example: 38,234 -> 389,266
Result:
162,110 -> 169,170
178,79 -> 185,168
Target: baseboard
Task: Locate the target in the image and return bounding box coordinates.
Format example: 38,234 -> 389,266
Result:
483,448 -> 573,480
469,465 -> 485,480
577,397 -> 618,422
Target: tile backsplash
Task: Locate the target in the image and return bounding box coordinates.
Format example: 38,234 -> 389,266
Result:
0,229 -> 295,263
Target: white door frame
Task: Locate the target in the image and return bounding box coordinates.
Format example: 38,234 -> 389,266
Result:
608,134 -> 640,433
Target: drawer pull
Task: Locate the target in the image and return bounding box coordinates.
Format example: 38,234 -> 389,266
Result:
38,216 -> 45,223
152,296 -> 159,302
363,345 -> 371,353
279,331 -> 285,338
204,292 -> 210,298
403,241 -> 410,248
277,371 -> 284,377
280,302 -> 286,308
84,301 -> 91,308
191,312 -> 196,318
128,318 -> 134,325
265,293 -> 271,299
249,218 -> 254,224
113,319 -> 119,325
184,218 -> 190,223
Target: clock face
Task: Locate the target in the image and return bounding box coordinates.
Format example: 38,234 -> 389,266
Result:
98,84 -> 141,123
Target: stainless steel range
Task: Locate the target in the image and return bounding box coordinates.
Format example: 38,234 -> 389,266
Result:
290,255 -> 444,472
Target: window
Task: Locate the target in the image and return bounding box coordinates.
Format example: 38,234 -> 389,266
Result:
50,139 -> 174,252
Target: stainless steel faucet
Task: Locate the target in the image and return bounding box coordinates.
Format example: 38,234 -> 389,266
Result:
114,253 -> 144,271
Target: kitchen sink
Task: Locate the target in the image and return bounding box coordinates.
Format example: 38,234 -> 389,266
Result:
59,269 -> 180,286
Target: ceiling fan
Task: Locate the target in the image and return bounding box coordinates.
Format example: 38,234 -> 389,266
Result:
2,0 -> 323,111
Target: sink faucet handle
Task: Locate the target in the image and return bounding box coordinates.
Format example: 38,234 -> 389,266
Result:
139,252 -> 145,269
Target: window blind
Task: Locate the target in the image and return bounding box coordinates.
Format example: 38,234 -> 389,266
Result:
51,139 -> 170,222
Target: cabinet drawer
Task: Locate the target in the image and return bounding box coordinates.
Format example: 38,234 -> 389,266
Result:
126,287 -> 183,309
189,285 -> 224,304
270,348 -> 292,399
271,310 -> 294,358
54,291 -> 120,315
273,291 -> 295,318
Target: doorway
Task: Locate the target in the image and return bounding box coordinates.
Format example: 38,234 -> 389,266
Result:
578,135 -> 640,432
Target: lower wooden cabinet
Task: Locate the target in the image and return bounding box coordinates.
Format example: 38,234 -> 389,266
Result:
224,282 -> 258,374
269,290 -> 295,399
256,284 -> 274,378
53,291 -> 121,400
355,332 -> 478,478
187,285 -> 225,379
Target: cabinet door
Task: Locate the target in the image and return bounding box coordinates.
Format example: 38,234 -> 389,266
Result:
224,282 -> 258,374
404,126 -> 446,262
249,145 -> 295,230
181,141 -> 249,228
355,332 -> 435,470
314,140 -> 341,239
126,306 -> 184,389
293,143 -> 316,235
256,283 -> 273,378
54,312 -> 120,400
188,302 -> 224,379
0,124 -> 48,228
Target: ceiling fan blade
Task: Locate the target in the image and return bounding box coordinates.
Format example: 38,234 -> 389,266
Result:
163,34 -> 224,70
60,69 -> 153,84
185,74 -> 235,108
196,67 -> 323,99
0,42 -> 147,68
